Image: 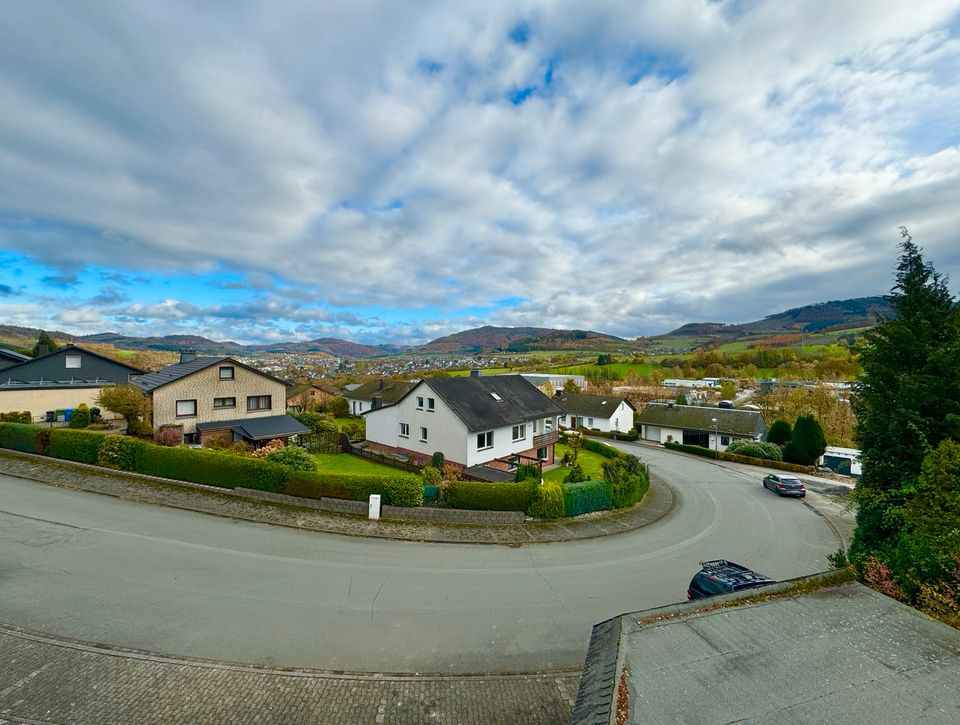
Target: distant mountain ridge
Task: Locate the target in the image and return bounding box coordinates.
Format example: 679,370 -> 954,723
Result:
414,325 -> 626,354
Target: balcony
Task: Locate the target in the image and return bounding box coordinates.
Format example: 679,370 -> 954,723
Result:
533,429 -> 559,448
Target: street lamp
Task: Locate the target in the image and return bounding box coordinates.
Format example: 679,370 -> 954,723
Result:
711,417 -> 718,459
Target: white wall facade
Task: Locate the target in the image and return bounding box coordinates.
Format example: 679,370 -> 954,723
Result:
0,386 -> 122,421
560,401 -> 633,432
640,424 -> 752,452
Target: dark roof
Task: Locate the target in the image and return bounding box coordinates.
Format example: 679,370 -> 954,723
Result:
343,380 -> 416,405
0,379 -> 107,390
635,403 -> 766,437
0,345 -> 144,384
417,375 -> 564,432
0,348 -> 31,368
556,393 -> 635,418
195,414 -> 310,440
286,382 -> 339,399
130,357 -> 289,393
463,465 -> 517,482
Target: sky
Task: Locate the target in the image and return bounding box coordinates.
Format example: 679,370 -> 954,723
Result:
1,1 -> 959,346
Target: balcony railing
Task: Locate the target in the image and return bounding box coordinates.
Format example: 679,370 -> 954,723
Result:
533,429 -> 559,448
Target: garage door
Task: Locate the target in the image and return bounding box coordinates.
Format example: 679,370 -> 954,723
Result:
644,425 -> 661,442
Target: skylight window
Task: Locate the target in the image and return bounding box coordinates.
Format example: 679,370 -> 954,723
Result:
490,392 -> 502,401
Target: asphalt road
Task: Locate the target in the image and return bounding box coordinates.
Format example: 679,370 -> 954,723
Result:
0,444 -> 840,674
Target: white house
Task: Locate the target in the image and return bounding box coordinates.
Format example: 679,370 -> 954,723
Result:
555,393 -> 635,432
343,379 -> 417,416
510,372 -> 588,393
363,375 -> 564,476
635,402 -> 766,452
662,378 -> 721,389
820,446 -> 862,476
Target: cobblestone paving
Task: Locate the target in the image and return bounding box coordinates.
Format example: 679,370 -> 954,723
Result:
0,450 -> 673,544
0,625 -> 579,724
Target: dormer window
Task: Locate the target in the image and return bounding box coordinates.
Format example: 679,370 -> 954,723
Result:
65,355 -> 81,369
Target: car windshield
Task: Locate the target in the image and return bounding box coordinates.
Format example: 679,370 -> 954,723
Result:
780,476 -> 801,484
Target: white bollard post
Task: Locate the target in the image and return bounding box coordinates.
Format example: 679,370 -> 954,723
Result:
368,494 -> 381,520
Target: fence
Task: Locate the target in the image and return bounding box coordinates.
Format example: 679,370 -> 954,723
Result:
349,444 -> 423,474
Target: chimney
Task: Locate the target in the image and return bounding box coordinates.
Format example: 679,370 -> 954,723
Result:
470,368 -> 481,377
371,395 -> 383,410
179,348 -> 197,364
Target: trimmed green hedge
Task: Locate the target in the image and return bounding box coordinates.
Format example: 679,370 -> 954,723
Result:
0,422 -> 43,453
611,473 -> 648,509
284,471 -> 423,506
664,440 -> 814,472
581,437 -> 624,459
445,479 -> 538,512
138,445 -> 287,492
97,435 -> 149,471
46,429 -> 108,464
663,441 -> 716,458
564,479 -> 613,516
527,480 -> 565,518
586,429 -> 640,442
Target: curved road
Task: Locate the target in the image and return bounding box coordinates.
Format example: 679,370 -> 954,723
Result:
0,444 -> 839,674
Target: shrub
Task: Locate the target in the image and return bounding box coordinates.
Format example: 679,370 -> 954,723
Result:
514,462 -> 541,482
783,414 -> 826,466
766,419 -> 792,446
97,435 -> 149,471
264,445 -> 317,471
564,463 -> 587,484
154,426 -> 184,447
68,404 -> 92,429
252,439 -> 285,458
603,456 -> 649,509
441,462 -> 463,481
203,433 -> 232,450
580,437 -> 623,459
663,441 -> 715,458
527,481 -> 565,518
0,422 -> 43,452
564,480 -> 613,516
46,429 -> 108,464
587,429 -> 640,442
284,471 -> 421,506
328,395 -> 350,418
138,445 -> 286,492
431,451 -> 445,469
445,479 -> 537,511
421,465 -> 442,485
726,439 -> 783,461
0,411 -> 32,423
290,411 -> 337,433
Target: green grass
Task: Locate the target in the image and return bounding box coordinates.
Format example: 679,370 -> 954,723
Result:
543,443 -> 608,483
334,417 -> 357,428
312,453 -> 401,476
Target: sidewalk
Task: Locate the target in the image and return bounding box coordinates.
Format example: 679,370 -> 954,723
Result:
0,450 -> 674,545
0,623 -> 578,725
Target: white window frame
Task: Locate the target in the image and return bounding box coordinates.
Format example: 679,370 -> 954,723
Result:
512,424 -> 526,442
427,397 -> 435,412
587,417 -> 594,427
545,418 -> 554,431
416,396 -> 424,410
477,431 -> 493,450
65,355 -> 81,369
399,422 -> 410,438
175,399 -> 197,418
419,426 -> 428,442
533,419 -> 540,434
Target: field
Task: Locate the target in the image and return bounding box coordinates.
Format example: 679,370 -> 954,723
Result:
542,443 -> 608,483
312,453 -> 400,476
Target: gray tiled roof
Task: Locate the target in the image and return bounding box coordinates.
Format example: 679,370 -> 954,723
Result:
420,375 -> 564,432
130,357 -> 288,393
195,414 -> 310,440
343,380 -> 416,405
636,403 -> 766,437
556,393 -> 635,418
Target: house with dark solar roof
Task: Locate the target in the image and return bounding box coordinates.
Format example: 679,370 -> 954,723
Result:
130,351 -> 308,446
555,393 -> 635,433
363,373 -> 564,479
635,402 -> 766,451
0,345 -> 144,422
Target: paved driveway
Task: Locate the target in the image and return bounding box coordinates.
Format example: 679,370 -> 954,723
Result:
0,445 -> 840,675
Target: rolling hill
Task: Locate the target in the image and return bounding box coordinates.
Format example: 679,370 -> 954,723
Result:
415,325 -> 628,354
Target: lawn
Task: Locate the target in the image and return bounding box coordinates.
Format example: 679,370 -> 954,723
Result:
542,443 -> 609,483
312,453 -> 400,476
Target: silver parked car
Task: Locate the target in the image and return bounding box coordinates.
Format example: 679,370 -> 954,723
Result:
762,473 -> 806,497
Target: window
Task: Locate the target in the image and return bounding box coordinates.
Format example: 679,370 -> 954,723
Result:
587,417 -> 594,427
399,422 -> 410,438
176,399 -> 197,418
427,397 -> 435,412
416,396 -> 424,410
721,435 -> 730,446
512,424 -> 526,441
419,426 -> 428,442
247,395 -> 272,411
213,397 -> 236,409
532,419 -> 540,434
477,431 -> 493,449
537,446 -> 548,460
545,418 -> 554,431
65,355 -> 81,369
218,366 -> 235,380
490,392 -> 503,401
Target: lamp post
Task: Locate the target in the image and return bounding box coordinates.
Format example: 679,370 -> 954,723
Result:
711,417 -> 718,459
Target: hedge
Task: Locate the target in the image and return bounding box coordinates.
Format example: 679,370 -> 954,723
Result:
46,429 -> 108,464
564,480 -> 613,516
527,480 -> 565,518
580,437 -> 624,459
664,440 -> 814,473
586,429 -> 640,442
284,471 -> 423,507
97,435 -> 149,471
0,422 -> 43,453
445,479 -> 538,512
663,441 -> 717,459
138,445 -> 287,492
610,473 -> 648,509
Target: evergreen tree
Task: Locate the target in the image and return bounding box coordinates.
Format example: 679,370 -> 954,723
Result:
32,330 -> 60,357
850,228 -> 960,561
766,419 -> 793,446
783,415 -> 826,465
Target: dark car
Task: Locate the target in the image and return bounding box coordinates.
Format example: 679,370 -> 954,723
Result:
687,560 -> 776,600
763,473 -> 806,497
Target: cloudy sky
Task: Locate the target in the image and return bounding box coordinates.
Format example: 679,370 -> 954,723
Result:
1,1 -> 959,345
